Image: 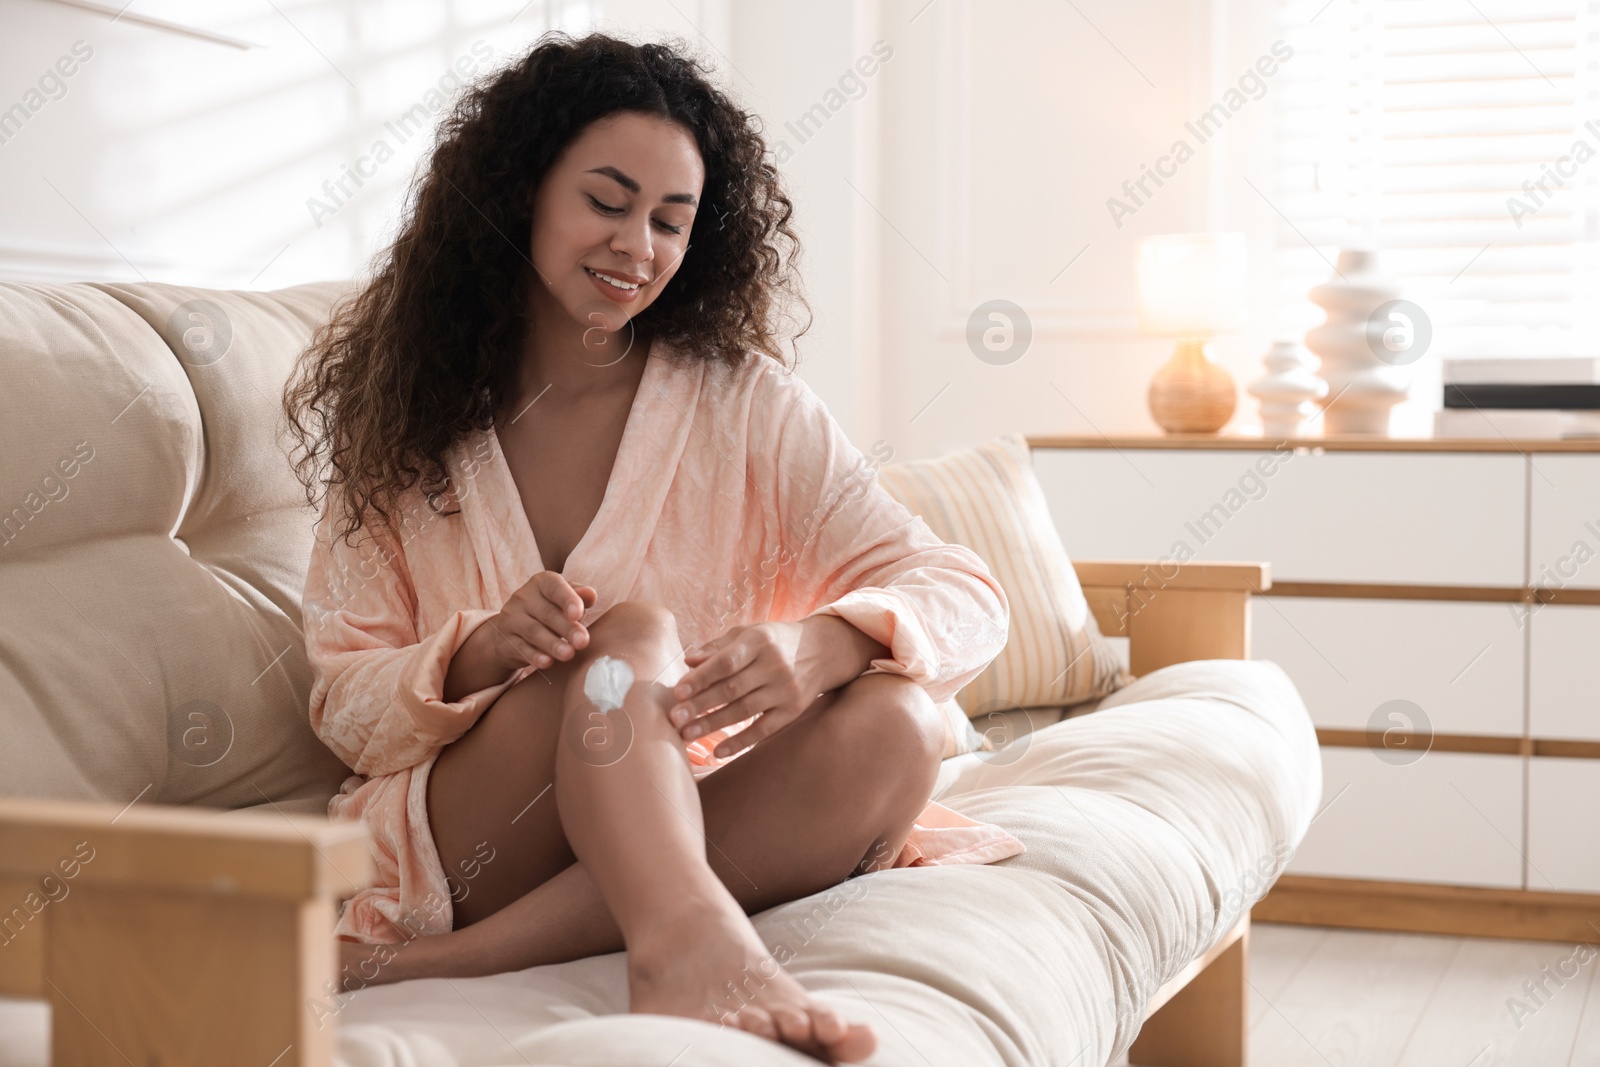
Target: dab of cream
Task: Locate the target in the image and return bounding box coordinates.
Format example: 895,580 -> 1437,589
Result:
583,655 -> 634,714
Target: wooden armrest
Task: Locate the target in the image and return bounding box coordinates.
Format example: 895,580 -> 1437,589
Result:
0,797 -> 373,1067
1073,559 -> 1270,594
1074,559 -> 1271,676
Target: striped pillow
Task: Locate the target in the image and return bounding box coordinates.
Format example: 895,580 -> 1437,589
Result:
876,432 -> 1130,715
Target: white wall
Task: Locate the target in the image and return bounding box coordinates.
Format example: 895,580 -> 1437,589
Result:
862,0 -> 1437,451
723,0 -> 885,443
0,0 -> 760,290
0,0 -> 604,285
3,0 -> 1305,449
0,0 -> 887,433
870,0 -> 1267,455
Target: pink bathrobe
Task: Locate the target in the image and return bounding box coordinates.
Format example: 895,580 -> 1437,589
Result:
302,340 -> 1025,944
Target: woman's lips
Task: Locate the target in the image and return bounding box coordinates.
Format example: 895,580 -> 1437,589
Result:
586,267 -> 643,303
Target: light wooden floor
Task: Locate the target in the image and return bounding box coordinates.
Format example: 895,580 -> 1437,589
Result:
1115,923 -> 1600,1067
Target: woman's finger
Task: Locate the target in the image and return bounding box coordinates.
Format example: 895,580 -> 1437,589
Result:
711,705 -> 799,758
498,611 -> 571,667
671,662 -> 766,728
680,630 -> 732,670
475,614 -> 539,667
681,687 -> 777,740
672,638 -> 750,708
507,603 -> 572,656
670,655 -> 766,726
519,587 -> 587,655
535,572 -> 591,631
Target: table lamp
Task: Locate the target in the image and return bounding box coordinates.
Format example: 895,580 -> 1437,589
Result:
1136,232 -> 1248,434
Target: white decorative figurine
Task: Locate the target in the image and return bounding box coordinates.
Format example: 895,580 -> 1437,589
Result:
1304,249 -> 1419,435
1248,340 -> 1327,437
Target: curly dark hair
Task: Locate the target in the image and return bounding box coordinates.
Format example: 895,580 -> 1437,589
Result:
283,30 -> 809,549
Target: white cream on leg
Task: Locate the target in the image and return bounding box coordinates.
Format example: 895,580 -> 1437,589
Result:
582,654 -> 636,714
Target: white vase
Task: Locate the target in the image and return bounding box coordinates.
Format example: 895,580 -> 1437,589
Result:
1248,340 -> 1327,437
1304,249 -> 1412,435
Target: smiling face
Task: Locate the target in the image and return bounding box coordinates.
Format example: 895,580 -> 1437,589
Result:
527,110 -> 704,344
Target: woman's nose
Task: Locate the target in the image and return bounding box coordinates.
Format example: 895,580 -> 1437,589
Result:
611,214 -> 653,265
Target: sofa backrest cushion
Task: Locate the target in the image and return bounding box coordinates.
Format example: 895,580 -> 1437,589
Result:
0,280 -> 355,812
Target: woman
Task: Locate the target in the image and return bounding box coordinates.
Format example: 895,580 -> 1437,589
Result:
284,31 -> 1018,1064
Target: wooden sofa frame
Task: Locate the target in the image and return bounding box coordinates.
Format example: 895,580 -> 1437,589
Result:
0,558 -> 1269,1067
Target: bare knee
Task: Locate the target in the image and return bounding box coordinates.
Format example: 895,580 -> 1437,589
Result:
559,600 -> 682,738
588,599 -> 679,644
826,675 -> 945,771
811,675 -> 945,815
569,601 -> 682,694
803,676 -> 945,875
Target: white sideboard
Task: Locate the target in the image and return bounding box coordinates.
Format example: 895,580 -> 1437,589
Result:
1029,434 -> 1600,941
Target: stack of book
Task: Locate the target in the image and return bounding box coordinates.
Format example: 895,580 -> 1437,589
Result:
1436,357 -> 1600,438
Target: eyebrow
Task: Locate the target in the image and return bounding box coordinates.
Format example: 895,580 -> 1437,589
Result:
586,166 -> 699,206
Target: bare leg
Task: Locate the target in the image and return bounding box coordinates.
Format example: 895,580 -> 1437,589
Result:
355,601 -> 944,1061
381,672 -> 937,971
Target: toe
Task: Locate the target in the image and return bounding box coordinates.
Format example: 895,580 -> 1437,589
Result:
771,1007 -> 815,1048
734,1006 -> 778,1042
809,1003 -> 847,1045
808,1003 -> 880,1063
831,1021 -> 878,1064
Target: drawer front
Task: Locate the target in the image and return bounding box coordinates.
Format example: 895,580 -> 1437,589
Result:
1287,748 -> 1524,888
1529,454 -> 1600,591
1033,448 -> 1525,586
1527,757 -> 1600,892
1252,597 -> 1525,736
1529,604 -> 1600,742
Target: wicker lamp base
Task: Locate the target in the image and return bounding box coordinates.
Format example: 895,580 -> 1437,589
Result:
1148,338 -> 1237,434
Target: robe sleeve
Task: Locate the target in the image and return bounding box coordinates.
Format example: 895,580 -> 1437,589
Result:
758,366 -> 1010,704
301,507 -> 529,778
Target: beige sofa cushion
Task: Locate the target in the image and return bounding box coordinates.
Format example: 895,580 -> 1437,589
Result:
279,663 -> 1322,1065
0,280 -> 354,811
877,432 -> 1131,715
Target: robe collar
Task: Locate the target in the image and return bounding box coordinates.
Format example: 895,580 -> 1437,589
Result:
450,338 -> 705,620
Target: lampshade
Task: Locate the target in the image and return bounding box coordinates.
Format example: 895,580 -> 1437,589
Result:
1136,232 -> 1248,336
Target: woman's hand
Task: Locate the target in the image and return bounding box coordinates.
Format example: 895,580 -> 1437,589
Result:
443,572 -> 597,704
668,616 -> 890,758
667,621 -> 814,757
490,570 -> 598,671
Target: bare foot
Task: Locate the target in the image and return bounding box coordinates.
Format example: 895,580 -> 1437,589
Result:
627,905 -> 877,1063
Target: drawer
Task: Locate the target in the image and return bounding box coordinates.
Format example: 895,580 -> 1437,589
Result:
1529,604 -> 1600,742
1251,597 -> 1524,736
1527,757 -> 1600,892
1287,748 -> 1524,888
1033,448 -> 1525,586
1529,454 -> 1600,590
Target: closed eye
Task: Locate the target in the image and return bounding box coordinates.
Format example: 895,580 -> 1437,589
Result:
588,198 -> 688,238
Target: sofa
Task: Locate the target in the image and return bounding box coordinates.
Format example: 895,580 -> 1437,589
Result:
0,279 -> 1321,1066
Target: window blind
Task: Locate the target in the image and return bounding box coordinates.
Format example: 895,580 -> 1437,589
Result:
1270,0 -> 1599,357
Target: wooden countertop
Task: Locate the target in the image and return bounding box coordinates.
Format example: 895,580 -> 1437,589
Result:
1026,433 -> 1600,453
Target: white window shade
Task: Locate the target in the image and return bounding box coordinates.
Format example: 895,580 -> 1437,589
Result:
1270,0 -> 1600,358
